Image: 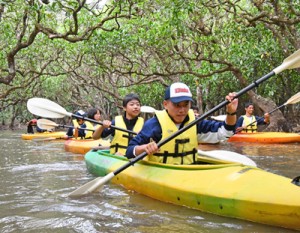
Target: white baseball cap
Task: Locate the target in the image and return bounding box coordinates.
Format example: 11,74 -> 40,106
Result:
164,82 -> 193,103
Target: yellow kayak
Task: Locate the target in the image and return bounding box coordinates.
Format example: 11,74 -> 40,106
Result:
85,150 -> 300,230
21,131 -> 66,140
228,132 -> 300,143
64,138 -> 110,154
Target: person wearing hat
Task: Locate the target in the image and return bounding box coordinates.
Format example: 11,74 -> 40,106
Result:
92,93 -> 144,156
26,117 -> 47,134
26,119 -> 37,134
66,110 -> 93,139
235,102 -> 270,133
125,82 -> 238,165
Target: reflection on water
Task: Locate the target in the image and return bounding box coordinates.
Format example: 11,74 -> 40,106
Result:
0,130 -> 299,233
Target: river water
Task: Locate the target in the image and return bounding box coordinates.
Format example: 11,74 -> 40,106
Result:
0,130 -> 299,233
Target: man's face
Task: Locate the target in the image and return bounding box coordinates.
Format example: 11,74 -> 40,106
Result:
245,105 -> 254,115
163,100 -> 191,124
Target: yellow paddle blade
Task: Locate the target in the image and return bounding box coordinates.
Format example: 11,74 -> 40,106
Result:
285,92 -> 300,105
273,49 -> 300,74
68,172 -> 115,198
37,119 -> 59,130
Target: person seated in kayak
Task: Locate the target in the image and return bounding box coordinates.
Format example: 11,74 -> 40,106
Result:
26,117 -> 47,134
191,105 -> 200,118
125,82 -> 238,165
87,108 -> 102,130
235,102 -> 270,133
93,93 -> 144,156
26,119 -> 37,134
66,110 -> 93,139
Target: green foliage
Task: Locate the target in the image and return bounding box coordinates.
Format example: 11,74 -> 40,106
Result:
1,0 -> 300,126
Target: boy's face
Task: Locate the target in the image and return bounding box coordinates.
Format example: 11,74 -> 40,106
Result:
77,119 -> 85,125
123,100 -> 141,119
163,100 -> 191,124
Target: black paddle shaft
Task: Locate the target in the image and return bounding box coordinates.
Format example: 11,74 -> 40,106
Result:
112,70 -> 276,176
58,124 -> 95,132
71,114 -> 137,135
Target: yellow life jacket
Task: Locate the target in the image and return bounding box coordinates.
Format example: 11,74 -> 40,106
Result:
72,119 -> 93,139
110,115 -> 144,155
84,121 -> 94,138
148,110 -> 198,165
241,115 -> 257,133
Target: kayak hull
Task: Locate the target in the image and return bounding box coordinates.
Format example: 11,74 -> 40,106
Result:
228,132 -> 300,143
64,138 -> 110,154
85,150 -> 300,230
21,131 -> 66,140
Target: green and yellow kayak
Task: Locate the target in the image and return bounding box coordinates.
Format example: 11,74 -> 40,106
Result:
64,138 -> 110,154
21,131 -> 66,140
228,132 -> 300,143
85,150 -> 300,230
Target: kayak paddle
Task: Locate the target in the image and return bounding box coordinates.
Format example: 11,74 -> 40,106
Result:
198,149 -> 257,167
68,49 -> 300,198
27,99 -> 137,135
236,91 -> 300,133
37,118 -> 95,132
141,106 -> 156,113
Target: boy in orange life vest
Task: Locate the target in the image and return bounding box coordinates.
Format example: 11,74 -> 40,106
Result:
125,82 -> 238,165
92,93 -> 144,156
235,102 -> 270,133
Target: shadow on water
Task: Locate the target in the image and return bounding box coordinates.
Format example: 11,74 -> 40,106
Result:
0,130 -> 299,233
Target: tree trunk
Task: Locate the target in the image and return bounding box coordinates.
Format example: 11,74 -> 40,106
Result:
251,94 -> 291,132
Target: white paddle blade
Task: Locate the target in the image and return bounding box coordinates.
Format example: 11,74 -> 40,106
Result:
198,149 -> 257,167
273,49 -> 300,74
141,106 -> 156,113
68,172 -> 115,198
37,119 -> 58,130
27,98 -> 72,118
210,115 -> 226,122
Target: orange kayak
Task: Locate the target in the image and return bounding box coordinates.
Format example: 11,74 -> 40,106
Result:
64,138 -> 110,154
228,132 -> 300,143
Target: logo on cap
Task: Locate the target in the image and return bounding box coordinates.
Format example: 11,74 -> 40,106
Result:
165,82 -> 193,103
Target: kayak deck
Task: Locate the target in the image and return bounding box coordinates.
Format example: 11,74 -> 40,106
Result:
84,150 -> 300,230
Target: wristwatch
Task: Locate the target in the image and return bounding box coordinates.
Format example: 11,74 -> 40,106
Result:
226,111 -> 237,116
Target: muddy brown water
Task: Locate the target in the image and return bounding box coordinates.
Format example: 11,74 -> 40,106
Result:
0,130 -> 299,233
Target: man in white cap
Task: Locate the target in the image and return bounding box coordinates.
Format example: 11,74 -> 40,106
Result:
125,82 -> 238,165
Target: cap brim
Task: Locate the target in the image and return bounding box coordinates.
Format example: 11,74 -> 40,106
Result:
169,96 -> 193,104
